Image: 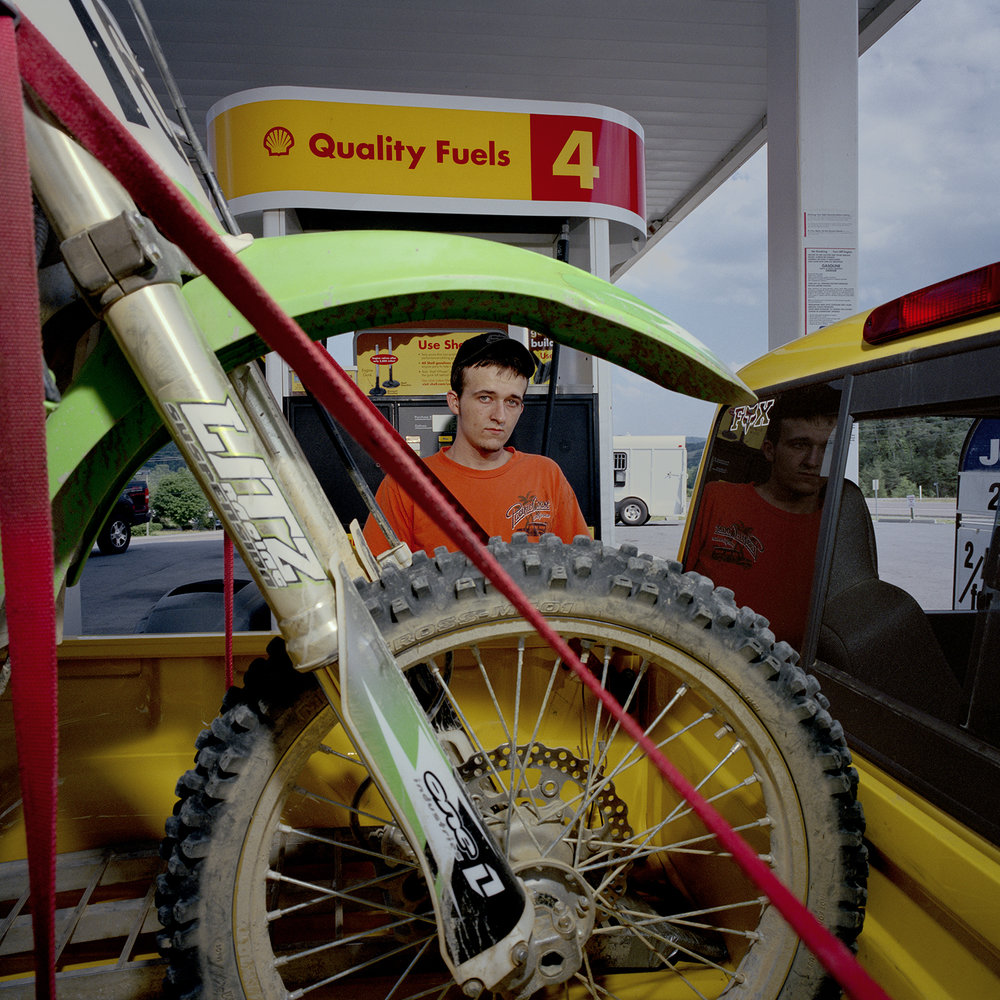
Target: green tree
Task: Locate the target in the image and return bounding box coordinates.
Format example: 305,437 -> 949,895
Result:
859,416 -> 970,499
153,469 -> 211,529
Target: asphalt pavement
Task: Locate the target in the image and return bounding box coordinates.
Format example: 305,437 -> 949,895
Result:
72,530 -> 248,635
72,502 -> 961,635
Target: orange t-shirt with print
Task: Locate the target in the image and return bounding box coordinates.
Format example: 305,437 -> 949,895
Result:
684,480 -> 822,651
362,447 -> 588,556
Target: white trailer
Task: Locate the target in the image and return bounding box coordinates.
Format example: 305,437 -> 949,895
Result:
613,435 -> 687,525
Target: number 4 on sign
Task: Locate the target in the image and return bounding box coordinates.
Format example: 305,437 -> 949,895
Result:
553,130 -> 600,189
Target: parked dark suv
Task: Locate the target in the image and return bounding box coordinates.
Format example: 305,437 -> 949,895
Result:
96,479 -> 150,554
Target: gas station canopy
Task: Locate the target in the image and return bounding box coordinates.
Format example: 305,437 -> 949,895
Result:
105,0 -> 920,271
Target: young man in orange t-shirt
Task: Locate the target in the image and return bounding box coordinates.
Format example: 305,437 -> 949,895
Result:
684,387 -> 839,651
363,333 -> 588,557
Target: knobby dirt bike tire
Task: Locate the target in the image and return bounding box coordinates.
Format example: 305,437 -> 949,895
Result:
156,535 -> 867,1000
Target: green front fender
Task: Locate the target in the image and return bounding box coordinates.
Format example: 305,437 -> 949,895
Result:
44,229 -> 752,594
185,230 -> 750,404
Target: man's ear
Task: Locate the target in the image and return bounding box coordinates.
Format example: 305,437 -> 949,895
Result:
446,389 -> 460,416
761,438 -> 776,463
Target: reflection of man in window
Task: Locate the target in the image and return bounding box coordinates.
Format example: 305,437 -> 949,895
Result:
684,386 -> 839,651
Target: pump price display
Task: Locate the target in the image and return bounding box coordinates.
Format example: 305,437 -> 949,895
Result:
210,87 -> 645,232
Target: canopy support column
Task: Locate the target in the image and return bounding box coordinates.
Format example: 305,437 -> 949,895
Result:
767,0 -> 860,349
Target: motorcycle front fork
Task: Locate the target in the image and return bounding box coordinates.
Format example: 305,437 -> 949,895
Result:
25,103 -> 535,993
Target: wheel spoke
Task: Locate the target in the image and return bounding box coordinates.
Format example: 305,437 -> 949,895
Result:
495,637 -> 569,803
292,785 -> 397,828
605,898 -> 768,942
266,868 -> 437,927
461,643 -> 515,749
384,938 -> 443,1000
286,932 -> 443,1000
275,823 -> 421,871
432,641 -> 571,862
274,915 -> 435,968
573,950 -> 614,999
575,644 -> 614,868
553,706 -> 713,855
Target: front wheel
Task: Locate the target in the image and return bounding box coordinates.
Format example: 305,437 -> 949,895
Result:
157,536 -> 867,1000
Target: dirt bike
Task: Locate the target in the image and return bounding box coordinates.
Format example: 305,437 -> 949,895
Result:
1,9 -> 868,1000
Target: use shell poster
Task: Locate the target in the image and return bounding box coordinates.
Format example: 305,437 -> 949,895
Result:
356,329 -> 508,396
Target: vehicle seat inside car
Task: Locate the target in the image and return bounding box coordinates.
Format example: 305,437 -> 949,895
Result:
817,479 -> 965,721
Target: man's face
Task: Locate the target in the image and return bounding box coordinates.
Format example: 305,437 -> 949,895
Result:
762,416 -> 836,500
447,364 -> 528,456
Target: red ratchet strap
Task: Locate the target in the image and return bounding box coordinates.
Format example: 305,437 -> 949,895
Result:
16,15 -> 890,1000
224,534 -> 234,688
0,11 -> 58,999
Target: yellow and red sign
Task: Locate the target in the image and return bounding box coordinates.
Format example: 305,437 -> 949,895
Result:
209,87 -> 644,232
356,329 -> 507,396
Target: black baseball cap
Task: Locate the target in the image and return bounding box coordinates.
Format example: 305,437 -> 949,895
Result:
452,332 -> 535,377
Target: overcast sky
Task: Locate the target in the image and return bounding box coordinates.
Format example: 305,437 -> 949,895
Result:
614,0 -> 1000,440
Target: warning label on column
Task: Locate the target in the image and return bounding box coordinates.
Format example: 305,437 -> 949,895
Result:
805,247 -> 857,335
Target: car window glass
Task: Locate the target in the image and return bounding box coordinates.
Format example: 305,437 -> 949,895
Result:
683,384 -> 842,652
817,412 -> 1000,735
856,415 -> 973,611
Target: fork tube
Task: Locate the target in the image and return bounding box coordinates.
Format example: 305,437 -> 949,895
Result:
228,361 -> 363,578
26,108 -> 537,988
107,284 -> 341,670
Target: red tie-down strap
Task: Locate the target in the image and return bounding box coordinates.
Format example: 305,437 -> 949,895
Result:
15,14 -> 891,1000
224,533 -> 234,688
0,11 -> 58,1000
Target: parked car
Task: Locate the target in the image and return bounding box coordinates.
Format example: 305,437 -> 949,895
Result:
96,479 -> 150,554
683,260 -> 1000,998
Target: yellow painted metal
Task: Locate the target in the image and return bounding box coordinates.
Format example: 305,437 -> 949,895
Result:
735,306 -> 1000,392
0,634 -> 273,862
4,611 -> 999,1000
853,754 -> 1000,1000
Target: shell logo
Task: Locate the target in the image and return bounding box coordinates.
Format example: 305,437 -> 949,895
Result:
263,126 -> 294,156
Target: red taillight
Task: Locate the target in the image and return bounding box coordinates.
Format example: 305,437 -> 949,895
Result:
863,262 -> 1000,344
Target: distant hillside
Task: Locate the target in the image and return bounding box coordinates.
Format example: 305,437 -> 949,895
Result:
859,416 -> 967,498
139,441 -> 188,489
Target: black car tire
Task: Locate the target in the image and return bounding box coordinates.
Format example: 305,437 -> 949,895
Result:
97,514 -> 131,555
618,496 -> 649,525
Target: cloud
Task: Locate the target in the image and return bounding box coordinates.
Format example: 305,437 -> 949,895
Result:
616,151 -> 769,436
610,368 -> 720,443
628,158 -> 767,308
613,0 -> 1000,436
858,0 -> 1000,302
